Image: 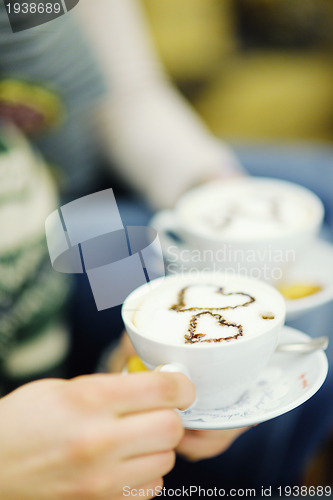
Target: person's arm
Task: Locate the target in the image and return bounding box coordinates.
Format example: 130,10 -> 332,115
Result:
75,0 -> 243,209
0,372 -> 195,500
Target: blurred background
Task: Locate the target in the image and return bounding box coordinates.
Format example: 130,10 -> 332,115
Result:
143,0 -> 333,144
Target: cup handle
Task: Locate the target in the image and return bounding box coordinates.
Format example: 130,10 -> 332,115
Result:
159,363 -> 191,379
159,363 -> 198,410
150,210 -> 188,262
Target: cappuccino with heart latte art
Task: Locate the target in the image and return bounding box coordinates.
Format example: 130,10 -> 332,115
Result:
133,274 -> 285,346
123,273 -> 286,409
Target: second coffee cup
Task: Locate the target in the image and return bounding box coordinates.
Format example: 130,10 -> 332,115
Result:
151,177 -> 324,283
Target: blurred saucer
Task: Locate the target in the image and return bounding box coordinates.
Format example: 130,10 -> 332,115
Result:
179,326 -> 328,430
153,230 -> 333,321
283,239 -> 333,321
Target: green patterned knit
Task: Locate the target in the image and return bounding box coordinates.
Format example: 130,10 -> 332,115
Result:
0,128 -> 71,395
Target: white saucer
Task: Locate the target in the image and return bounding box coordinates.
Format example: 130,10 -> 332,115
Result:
157,235 -> 333,322
283,239 -> 333,321
179,326 -> 328,430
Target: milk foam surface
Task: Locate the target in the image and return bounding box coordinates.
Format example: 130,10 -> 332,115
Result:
133,277 -> 285,346
179,179 -> 318,240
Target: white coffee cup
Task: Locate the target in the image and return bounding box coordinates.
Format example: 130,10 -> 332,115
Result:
151,177 -> 324,283
121,272 -> 286,410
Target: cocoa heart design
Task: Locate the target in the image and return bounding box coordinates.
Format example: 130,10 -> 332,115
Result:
185,311 -> 243,344
206,196 -> 282,230
169,285 -> 255,344
170,285 -> 255,312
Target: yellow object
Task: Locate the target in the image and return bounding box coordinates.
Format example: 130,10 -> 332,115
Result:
278,283 -> 322,300
0,79 -> 65,133
143,0 -> 333,143
143,0 -> 237,81
195,52 -> 333,142
127,355 -> 149,372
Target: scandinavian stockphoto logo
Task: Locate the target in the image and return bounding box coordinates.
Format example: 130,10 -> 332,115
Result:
5,0 -> 80,33
45,189 -> 165,311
